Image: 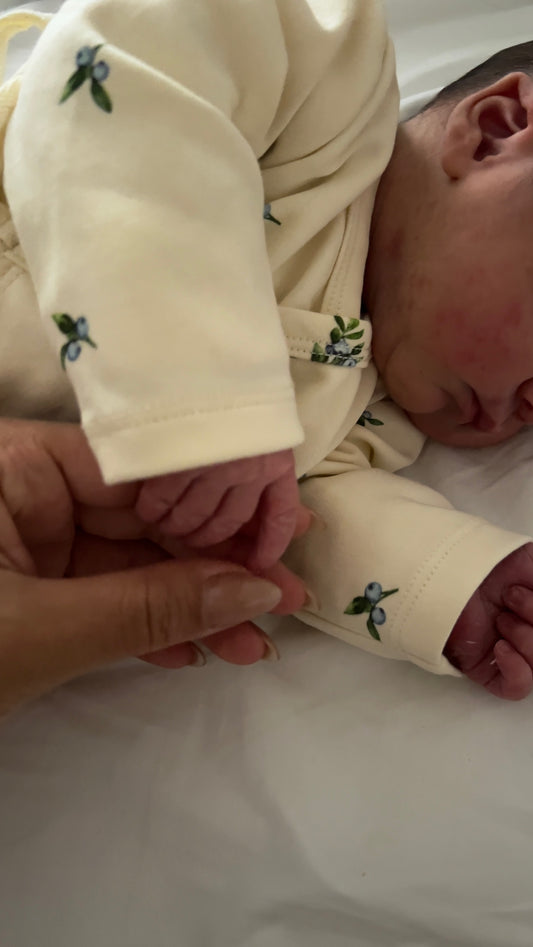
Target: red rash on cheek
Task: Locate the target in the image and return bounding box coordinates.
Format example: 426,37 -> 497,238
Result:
438,301 -> 525,376
435,308 -> 484,369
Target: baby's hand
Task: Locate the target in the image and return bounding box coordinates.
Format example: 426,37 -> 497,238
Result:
445,543 -> 533,700
135,449 -> 299,572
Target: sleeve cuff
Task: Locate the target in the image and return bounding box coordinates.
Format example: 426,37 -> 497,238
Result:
392,519 -> 530,676
84,391 -> 304,483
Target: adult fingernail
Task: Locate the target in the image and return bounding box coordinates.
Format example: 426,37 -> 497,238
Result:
259,632 -> 280,662
189,643 -> 207,667
202,574 -> 283,634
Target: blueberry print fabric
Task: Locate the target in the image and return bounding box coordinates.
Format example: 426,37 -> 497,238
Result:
263,203 -> 281,225
311,316 -> 364,367
344,582 -> 398,641
357,410 -> 384,427
60,46 -> 112,113
52,313 -> 97,369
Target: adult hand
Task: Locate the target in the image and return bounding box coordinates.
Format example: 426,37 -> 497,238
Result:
0,420 -> 310,715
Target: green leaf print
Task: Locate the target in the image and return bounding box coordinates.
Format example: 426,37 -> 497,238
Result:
334,315 -> 346,332
379,588 -> 399,602
367,617 -> 381,641
52,312 -> 77,335
59,46 -> 112,112
309,314 -> 366,368
344,596 -> 369,615
59,66 -> 90,104
60,342 -> 70,371
311,342 -> 328,364
357,410 -> 384,428
52,313 -> 97,369
90,79 -> 113,113
344,582 -> 399,642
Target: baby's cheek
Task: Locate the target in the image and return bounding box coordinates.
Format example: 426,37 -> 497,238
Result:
442,299 -> 529,390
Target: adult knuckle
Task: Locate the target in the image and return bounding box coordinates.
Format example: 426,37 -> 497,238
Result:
136,569 -> 197,653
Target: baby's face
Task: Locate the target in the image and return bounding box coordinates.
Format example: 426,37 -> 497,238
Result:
370,169 -> 533,448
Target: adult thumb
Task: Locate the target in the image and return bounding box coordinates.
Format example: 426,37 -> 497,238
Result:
0,561 -> 282,712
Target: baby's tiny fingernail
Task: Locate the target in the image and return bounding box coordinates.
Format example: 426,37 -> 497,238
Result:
303,584 -> 320,611
189,643 -> 207,667
259,632 -> 280,662
495,640 -> 511,655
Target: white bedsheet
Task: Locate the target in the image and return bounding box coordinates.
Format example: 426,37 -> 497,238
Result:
2,2 -> 533,945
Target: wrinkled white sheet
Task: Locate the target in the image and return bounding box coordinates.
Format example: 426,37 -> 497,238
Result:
2,2 -> 533,945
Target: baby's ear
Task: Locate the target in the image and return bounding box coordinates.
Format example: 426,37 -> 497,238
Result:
441,72 -> 533,179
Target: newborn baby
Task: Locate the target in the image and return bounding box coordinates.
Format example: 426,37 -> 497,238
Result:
3,0 -> 533,699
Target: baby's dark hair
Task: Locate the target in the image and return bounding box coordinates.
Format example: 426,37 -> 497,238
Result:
423,41 -> 533,111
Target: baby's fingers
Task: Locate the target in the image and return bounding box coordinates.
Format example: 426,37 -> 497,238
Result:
136,471 -> 196,524
487,640 -> 533,701
248,469 -> 300,572
497,610 -> 533,666
186,483 -> 261,549
503,585 -> 533,624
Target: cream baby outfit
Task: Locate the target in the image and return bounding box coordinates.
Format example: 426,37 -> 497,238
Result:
1,0 -> 529,676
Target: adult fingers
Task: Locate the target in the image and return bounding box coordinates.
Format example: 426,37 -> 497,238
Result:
68,536 -> 279,671
67,533 -> 169,577
203,624 -> 279,664
0,560 -> 282,713
143,623 -> 278,669
21,418 -> 139,508
168,533 -> 309,615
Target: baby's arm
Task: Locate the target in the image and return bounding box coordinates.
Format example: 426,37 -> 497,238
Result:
4,0 -> 308,487
283,397 -> 531,686
445,544 -> 533,700
137,449 -> 299,571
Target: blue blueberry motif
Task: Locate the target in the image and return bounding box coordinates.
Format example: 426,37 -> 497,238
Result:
75,316 -> 89,339
91,61 -> 110,82
357,409 -> 384,428
311,315 -> 365,368
60,45 -> 113,113
364,582 -> 382,604
325,338 -> 351,357
66,340 -> 81,362
52,313 -> 97,369
76,46 -> 95,68
263,203 -> 281,225
344,581 -> 399,641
